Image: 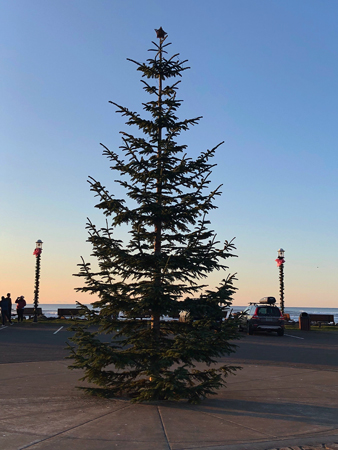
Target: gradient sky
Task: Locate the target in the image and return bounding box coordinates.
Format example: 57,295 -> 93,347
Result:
1,0 -> 337,307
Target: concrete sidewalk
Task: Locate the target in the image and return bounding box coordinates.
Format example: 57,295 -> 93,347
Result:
0,360 -> 337,450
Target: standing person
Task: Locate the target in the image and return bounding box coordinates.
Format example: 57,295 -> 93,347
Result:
6,293 -> 12,322
0,296 -> 5,325
0,293 -> 13,326
15,296 -> 26,322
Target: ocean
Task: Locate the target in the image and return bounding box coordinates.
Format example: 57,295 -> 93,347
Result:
25,303 -> 338,323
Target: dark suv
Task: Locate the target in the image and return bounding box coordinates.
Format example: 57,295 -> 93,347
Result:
239,297 -> 285,336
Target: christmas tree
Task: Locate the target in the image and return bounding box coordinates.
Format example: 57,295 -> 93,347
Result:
68,28 -> 240,403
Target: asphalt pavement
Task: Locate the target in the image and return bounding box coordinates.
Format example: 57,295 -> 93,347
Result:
0,323 -> 337,450
228,328 -> 338,369
1,323 -> 338,369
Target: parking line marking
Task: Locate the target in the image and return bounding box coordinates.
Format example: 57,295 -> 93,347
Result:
285,334 -> 304,340
0,326 -> 8,331
53,326 -> 63,335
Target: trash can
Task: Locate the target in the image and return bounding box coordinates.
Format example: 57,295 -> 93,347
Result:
299,312 -> 311,331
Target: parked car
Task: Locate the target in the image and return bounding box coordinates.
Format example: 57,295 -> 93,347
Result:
239,297 -> 285,336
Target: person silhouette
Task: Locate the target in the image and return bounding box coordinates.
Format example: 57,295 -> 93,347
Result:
0,293 -> 13,326
15,296 -> 26,322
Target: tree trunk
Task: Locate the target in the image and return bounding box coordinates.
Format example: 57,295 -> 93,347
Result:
151,37 -> 164,335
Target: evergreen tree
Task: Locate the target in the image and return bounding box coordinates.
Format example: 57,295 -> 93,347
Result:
68,28 -> 240,403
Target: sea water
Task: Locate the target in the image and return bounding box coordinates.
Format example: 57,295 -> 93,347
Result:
23,303 -> 338,323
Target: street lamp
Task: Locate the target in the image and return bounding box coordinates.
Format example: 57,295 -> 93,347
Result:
33,240 -> 43,323
275,248 -> 285,314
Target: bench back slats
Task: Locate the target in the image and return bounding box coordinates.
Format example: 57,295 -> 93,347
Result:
21,308 -> 42,315
309,314 -> 334,322
58,308 -> 81,317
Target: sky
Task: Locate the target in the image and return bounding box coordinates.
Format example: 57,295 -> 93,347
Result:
1,0 -> 337,308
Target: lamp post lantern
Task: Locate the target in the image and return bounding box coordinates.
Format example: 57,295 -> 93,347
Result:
33,240 -> 43,323
275,248 -> 285,314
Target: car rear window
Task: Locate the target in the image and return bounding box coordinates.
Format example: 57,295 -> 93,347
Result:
257,307 -> 281,317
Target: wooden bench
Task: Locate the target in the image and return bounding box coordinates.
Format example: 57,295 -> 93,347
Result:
309,314 -> 335,325
12,308 -> 42,319
58,308 -> 82,319
170,313 -> 180,320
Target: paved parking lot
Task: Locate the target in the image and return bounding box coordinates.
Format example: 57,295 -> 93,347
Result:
228,328 -> 338,369
1,323 -> 338,369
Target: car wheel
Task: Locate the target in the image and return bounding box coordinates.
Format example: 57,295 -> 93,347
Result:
247,324 -> 254,335
277,328 -> 284,336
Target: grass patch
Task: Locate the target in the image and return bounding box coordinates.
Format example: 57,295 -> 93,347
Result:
285,322 -> 338,332
15,318 -> 88,326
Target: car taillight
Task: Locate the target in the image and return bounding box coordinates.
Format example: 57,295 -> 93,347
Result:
252,308 -> 259,319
